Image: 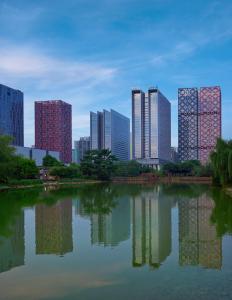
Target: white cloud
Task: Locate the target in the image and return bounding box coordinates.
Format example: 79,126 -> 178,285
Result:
0,44 -> 117,88
0,41 -> 118,146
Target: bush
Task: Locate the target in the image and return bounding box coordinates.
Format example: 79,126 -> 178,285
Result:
114,160 -> 142,177
50,164 -> 81,178
11,156 -> 39,179
43,155 -> 62,167
162,160 -> 212,177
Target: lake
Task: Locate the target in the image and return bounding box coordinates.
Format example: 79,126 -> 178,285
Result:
0,184 -> 231,300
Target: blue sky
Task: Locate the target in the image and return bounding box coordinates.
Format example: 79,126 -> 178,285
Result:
0,0 -> 231,147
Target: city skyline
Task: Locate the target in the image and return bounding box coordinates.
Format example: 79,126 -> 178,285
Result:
0,0 -> 231,147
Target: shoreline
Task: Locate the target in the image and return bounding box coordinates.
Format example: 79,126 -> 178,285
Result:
0,180 -> 102,192
112,176 -> 212,184
2,177 -> 231,193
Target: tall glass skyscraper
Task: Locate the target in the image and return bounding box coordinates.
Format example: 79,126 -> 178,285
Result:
0,84 -> 24,146
90,109 -> 130,161
132,88 -> 171,163
178,86 -> 221,164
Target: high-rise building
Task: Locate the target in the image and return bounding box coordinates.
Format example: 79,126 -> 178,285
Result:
35,100 -> 72,163
198,87 -> 221,164
72,148 -> 79,164
74,136 -> 90,163
178,86 -> 221,164
0,84 -> 24,146
132,88 -> 171,167
178,88 -> 198,161
171,147 -> 179,162
90,109 -> 130,161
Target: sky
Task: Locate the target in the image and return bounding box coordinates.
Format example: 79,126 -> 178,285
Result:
0,0 -> 232,147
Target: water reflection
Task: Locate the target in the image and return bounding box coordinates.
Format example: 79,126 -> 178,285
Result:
179,193 -> 222,269
35,200 -> 73,255
91,197 -> 130,247
132,187 -> 171,268
0,184 -> 231,275
0,211 -> 24,273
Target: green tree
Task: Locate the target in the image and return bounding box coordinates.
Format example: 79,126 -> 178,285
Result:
80,149 -> 117,180
12,156 -> 39,179
114,160 -> 142,177
43,154 -> 62,167
210,138 -> 232,186
162,160 -> 212,177
0,135 -> 39,183
0,135 -> 17,183
50,163 -> 81,178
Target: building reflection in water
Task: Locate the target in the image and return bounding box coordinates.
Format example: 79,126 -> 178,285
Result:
90,197 -> 131,247
36,200 -> 73,255
132,187 -> 172,269
0,211 -> 25,273
179,194 -> 222,269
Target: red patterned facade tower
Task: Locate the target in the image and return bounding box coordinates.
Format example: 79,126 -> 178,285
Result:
35,100 -> 72,163
198,87 -> 221,164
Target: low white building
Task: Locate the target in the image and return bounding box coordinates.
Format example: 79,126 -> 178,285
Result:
14,146 -> 60,166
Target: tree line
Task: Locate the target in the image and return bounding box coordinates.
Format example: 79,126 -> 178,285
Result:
1,135 -> 232,186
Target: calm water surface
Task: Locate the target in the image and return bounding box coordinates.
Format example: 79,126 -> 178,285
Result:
0,184 -> 232,300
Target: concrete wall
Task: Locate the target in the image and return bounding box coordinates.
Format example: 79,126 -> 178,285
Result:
31,148 -> 47,166
14,146 -> 60,166
15,146 -> 31,158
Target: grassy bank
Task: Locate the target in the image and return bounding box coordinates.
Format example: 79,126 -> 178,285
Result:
0,178 -> 102,191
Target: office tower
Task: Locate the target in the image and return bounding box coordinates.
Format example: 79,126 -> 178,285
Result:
72,149 -> 79,164
198,87 -> 221,164
0,84 -> 24,146
178,88 -> 198,161
74,136 -> 90,163
178,194 -> 222,269
90,109 -> 130,161
35,100 -> 72,163
91,197 -> 130,247
0,212 -> 25,273
178,86 -> 221,164
132,88 -> 171,165
132,187 -> 171,268
36,200 -> 73,255
171,147 -> 179,162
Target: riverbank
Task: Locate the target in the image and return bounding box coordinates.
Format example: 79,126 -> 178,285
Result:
112,176 -> 212,184
0,179 -> 102,191
0,176 -> 214,191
